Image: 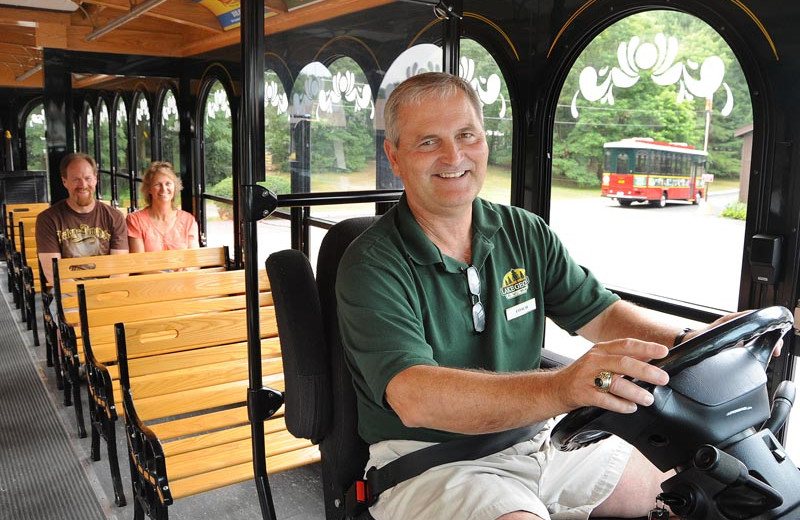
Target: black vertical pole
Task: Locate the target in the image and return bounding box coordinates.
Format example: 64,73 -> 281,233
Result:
43,48 -> 72,203
240,1 -> 276,519
441,0 -> 462,74
178,74 -> 195,216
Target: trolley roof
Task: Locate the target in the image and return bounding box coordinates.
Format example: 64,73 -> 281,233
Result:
603,137 -> 708,157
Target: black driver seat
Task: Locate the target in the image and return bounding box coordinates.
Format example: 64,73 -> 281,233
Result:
267,217 -> 377,520
266,216 -> 639,520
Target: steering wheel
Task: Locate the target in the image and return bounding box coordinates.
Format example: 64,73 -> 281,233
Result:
550,306 -> 793,471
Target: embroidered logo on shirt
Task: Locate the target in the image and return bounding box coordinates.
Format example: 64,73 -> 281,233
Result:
501,268 -> 530,299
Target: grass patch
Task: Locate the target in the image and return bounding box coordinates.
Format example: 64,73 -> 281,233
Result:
260,163 -> 743,205
721,200 -> 747,220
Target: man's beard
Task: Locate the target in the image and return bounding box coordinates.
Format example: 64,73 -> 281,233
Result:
74,191 -> 94,207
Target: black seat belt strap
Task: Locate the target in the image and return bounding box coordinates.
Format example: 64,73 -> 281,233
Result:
345,422 -> 547,516
367,421 -> 545,497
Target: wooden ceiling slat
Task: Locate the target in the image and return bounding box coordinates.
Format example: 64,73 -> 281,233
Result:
35,21 -> 68,48
0,64 -> 41,87
72,73 -> 115,89
0,0 -> 400,88
0,5 -> 71,25
0,42 -> 38,57
83,0 -> 223,32
0,27 -> 34,46
65,25 -> 185,56
180,0 -> 394,56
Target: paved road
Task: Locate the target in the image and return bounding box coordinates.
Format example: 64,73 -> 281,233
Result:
550,190 -> 744,311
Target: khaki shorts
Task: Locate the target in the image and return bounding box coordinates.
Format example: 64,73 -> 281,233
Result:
367,421 -> 632,520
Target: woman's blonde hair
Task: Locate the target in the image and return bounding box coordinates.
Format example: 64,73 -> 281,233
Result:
140,161 -> 182,208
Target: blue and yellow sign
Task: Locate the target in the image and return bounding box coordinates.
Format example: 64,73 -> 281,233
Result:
194,0 -> 278,31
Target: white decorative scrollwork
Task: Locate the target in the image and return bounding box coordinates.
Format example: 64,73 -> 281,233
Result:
116,101 -> 128,124
318,70 -> 375,119
571,33 -> 733,119
135,97 -> 150,124
459,56 -> 506,117
28,107 -> 46,127
290,65 -> 374,121
265,78 -> 289,114
161,92 -> 180,133
206,86 -> 231,120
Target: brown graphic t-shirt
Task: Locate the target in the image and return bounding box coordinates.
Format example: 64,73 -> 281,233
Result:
35,200 -> 129,259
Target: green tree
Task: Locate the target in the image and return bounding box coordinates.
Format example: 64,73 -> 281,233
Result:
265,70 -> 291,172
25,104 -> 47,170
305,58 -> 374,175
461,39 -> 514,168
554,10 -> 752,186
203,82 -> 233,187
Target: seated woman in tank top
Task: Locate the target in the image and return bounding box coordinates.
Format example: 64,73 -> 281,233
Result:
126,161 -> 199,253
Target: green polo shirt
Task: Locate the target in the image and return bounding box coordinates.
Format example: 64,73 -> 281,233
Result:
336,195 -> 618,444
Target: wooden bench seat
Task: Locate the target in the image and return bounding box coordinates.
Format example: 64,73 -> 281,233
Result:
51,246 -> 231,439
17,216 -> 42,345
3,203 -> 48,316
74,268 -> 270,507
115,305 -> 320,518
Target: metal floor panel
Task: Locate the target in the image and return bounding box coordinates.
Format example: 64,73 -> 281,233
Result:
0,271 -> 108,520
0,263 -> 326,520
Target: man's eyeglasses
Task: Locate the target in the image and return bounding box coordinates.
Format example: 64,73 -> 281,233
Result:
464,265 -> 486,334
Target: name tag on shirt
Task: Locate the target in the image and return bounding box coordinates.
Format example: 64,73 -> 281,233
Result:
505,298 -> 536,321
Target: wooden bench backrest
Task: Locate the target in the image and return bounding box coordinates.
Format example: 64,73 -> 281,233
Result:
79,269 -> 270,359
97,199 -> 129,215
6,202 -> 50,214
116,304 -> 280,421
6,205 -> 47,250
18,216 -> 38,263
79,268 -> 266,313
57,246 -> 230,280
119,305 -> 277,360
6,202 -> 49,225
55,246 -> 231,321
17,218 -> 43,292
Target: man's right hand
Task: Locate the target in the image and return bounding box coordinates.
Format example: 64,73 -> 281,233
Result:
553,339 -> 670,414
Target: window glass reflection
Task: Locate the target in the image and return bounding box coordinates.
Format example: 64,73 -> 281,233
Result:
161,90 -> 180,171
85,105 -> 95,158
161,89 -> 181,207
460,38 -> 512,205
24,104 -> 47,171
293,58 -> 376,220
135,94 -> 151,180
263,69 -> 290,194
548,10 -> 751,312
203,81 -> 234,253
115,98 -> 130,208
98,102 -> 112,202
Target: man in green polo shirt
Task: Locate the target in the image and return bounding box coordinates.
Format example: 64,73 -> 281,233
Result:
337,72 -> 714,520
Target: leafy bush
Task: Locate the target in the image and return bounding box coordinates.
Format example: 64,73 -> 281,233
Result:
721,201 -> 747,220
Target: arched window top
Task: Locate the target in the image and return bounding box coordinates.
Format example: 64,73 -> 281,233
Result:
160,89 -> 179,130
115,97 -> 129,127
204,80 -> 232,121
98,100 -> 109,124
134,93 -> 151,126
376,44 -> 442,130
265,69 -> 289,116
134,92 -> 152,177
291,62 -> 331,119
160,89 -> 181,171
24,102 -> 47,170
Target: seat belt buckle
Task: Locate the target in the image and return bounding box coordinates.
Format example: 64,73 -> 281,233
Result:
345,478 -> 375,517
